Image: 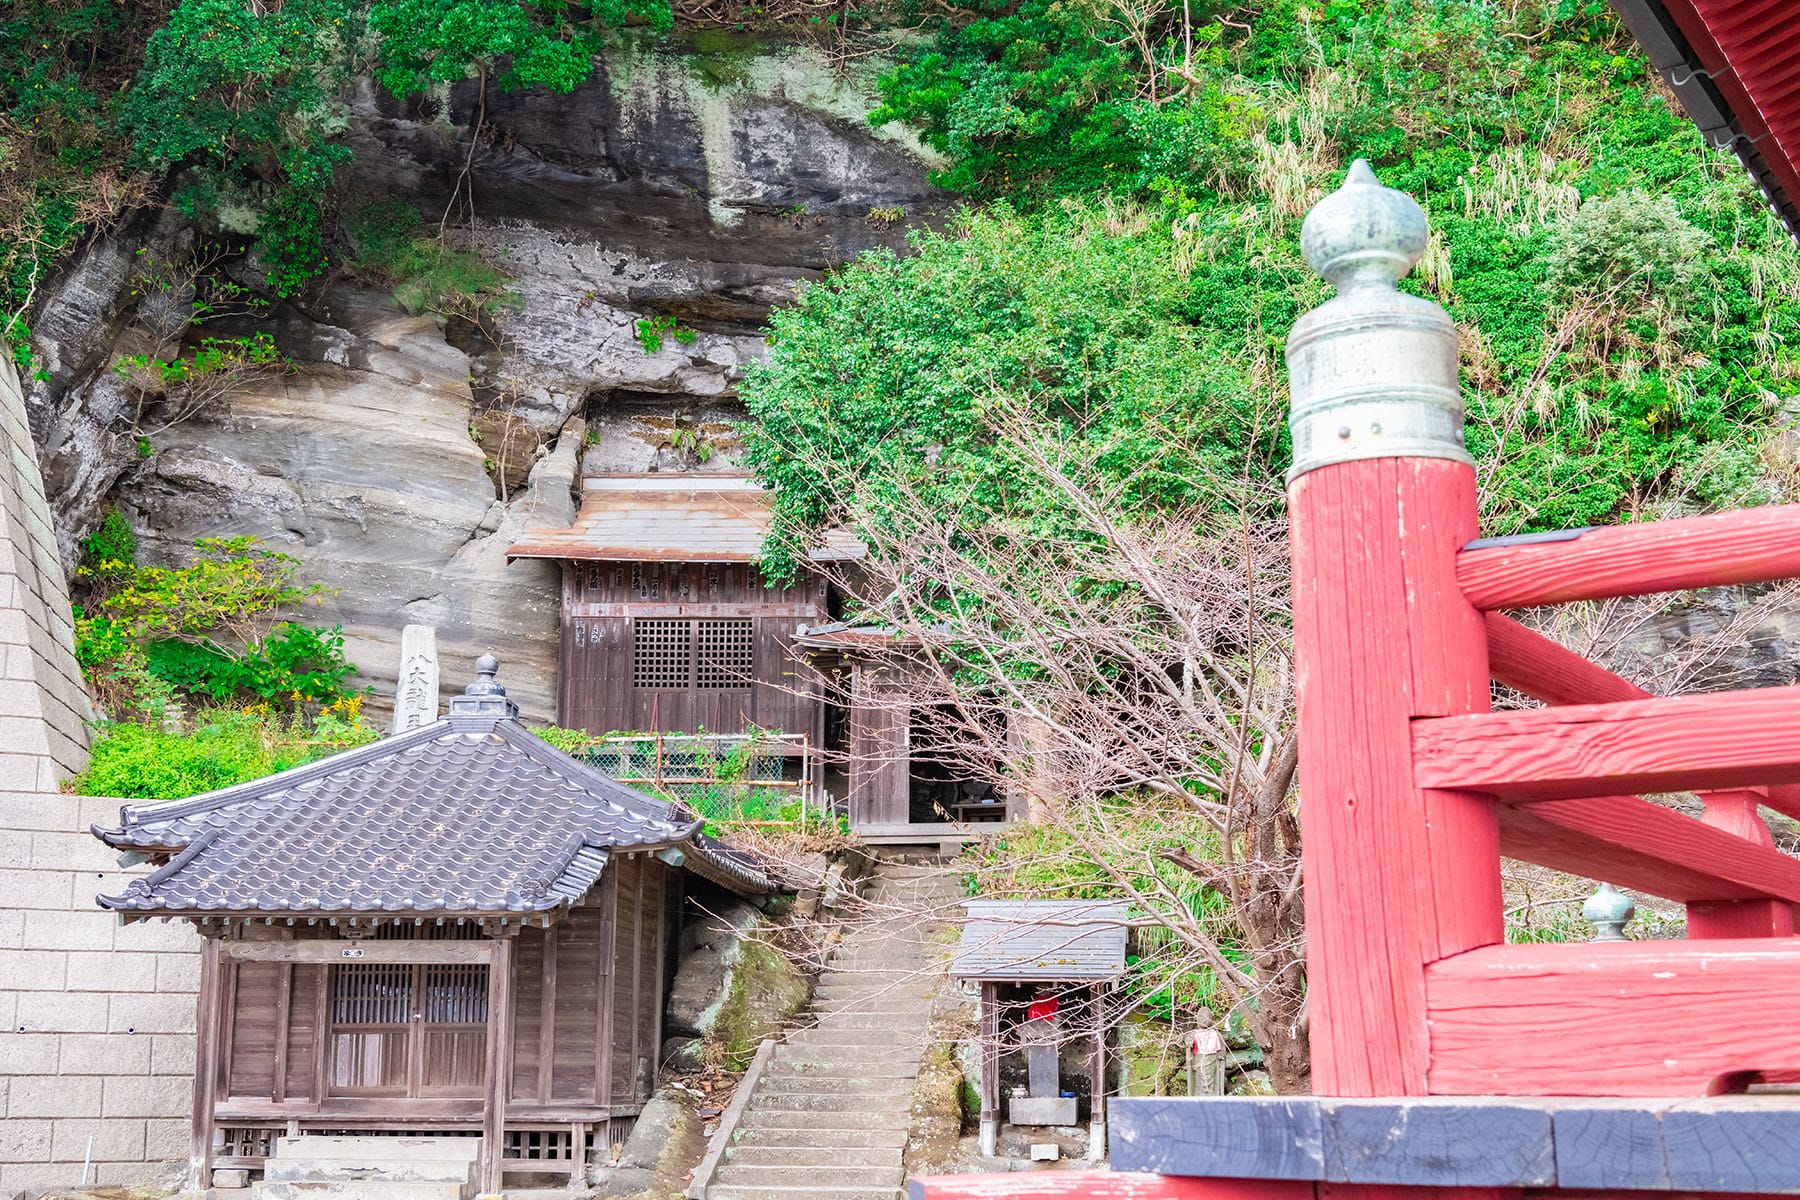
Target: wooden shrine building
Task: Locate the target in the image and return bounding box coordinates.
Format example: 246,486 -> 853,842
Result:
90,656 -> 770,1195
507,475 -> 858,742
796,622 -> 1024,843
510,475 -> 1020,842
951,901 -> 1126,1163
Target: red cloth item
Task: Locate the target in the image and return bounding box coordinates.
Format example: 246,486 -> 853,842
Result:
1027,996 -> 1059,1022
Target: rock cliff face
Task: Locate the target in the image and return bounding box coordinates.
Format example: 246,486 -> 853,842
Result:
23,40 -> 947,721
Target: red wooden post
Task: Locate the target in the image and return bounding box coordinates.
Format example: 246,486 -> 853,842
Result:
1285,160 -> 1501,1096
1690,788 -> 1795,938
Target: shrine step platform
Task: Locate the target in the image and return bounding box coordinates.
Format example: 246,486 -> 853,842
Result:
1112,1095 -> 1800,1192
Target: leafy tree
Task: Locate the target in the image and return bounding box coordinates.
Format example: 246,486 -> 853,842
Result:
741,200 -> 1274,578
118,0 -> 354,293
369,0 -> 673,223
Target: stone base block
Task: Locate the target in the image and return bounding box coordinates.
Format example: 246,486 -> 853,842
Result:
1009,1096 -> 1077,1126
1030,1143 -> 1061,1162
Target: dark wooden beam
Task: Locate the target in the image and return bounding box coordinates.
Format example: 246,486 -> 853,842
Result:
191,932 -> 225,1192
223,939 -> 494,964
1458,505 -> 1800,608
1110,1095 -> 1800,1192
481,934 -> 517,1197
978,982 -> 1000,1158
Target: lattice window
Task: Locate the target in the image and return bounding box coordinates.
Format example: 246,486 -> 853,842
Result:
633,619 -> 693,689
696,619 -> 754,690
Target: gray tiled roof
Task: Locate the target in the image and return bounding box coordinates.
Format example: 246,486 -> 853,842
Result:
951,900 -> 1131,981
93,712 -> 769,918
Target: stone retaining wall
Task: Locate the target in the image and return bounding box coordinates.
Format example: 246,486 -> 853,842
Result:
1,350 -> 196,1198
0,798 -> 199,1197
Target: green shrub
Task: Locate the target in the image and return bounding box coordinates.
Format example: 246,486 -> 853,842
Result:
74,707 -> 379,800
71,514 -> 359,717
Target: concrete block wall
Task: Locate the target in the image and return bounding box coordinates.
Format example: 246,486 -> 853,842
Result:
0,350 -> 191,1196
0,353 -> 91,791
0,792 -> 199,1196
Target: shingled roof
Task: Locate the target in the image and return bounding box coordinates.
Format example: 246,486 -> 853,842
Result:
91,657 -> 769,921
506,475 -> 863,564
951,899 -> 1131,982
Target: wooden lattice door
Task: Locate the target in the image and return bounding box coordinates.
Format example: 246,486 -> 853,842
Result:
327,959 -> 489,1097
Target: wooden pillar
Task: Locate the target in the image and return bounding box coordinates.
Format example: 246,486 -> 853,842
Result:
1087,985 -> 1107,1162
1690,788 -> 1795,937
480,932 -> 517,1198
978,982 -> 1000,1157
1286,162 -> 1500,1097
188,929 -> 225,1196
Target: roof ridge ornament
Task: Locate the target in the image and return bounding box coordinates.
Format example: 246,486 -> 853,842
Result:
448,652 -> 519,723
1285,158 -> 1471,483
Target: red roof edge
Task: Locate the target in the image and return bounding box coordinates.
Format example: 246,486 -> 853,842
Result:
1611,0 -> 1800,240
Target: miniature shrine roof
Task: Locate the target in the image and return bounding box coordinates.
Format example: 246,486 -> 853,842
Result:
91,659 -> 769,920
506,474 -> 863,564
951,899 -> 1131,982
1615,0 -> 1800,236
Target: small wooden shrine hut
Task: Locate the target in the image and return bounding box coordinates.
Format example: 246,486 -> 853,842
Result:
797,621 -> 1024,843
90,656 -> 770,1195
951,900 -> 1128,1162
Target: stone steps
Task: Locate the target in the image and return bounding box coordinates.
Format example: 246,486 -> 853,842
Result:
257,1184 -> 470,1200
708,1186 -> 899,1200
734,1109 -> 914,1133
712,1163 -> 904,1190
729,1127 -> 905,1150
724,1144 -> 905,1169
695,860 -> 957,1200
755,1073 -> 915,1096
253,1135 -> 477,1200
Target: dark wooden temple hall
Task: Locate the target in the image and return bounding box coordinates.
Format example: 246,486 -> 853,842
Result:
89,656 -> 770,1196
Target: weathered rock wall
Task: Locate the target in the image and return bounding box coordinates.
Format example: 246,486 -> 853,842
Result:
23,39 -> 947,722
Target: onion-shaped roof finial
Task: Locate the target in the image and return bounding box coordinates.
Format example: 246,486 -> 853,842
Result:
1300,159 -> 1430,292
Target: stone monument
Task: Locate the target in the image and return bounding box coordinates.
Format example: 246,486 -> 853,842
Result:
392,623 -> 441,733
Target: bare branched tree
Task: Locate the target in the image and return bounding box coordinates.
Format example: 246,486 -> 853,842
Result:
768,395 -> 1311,1090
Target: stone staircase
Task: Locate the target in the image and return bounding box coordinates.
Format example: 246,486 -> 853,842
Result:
253,1135 -> 480,1200
701,858 -> 963,1200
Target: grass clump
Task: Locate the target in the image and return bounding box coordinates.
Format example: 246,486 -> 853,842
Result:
343,201 -> 517,326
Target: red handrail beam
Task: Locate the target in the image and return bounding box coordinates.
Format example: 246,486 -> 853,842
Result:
1486,612 -> 1657,707
1425,939 -> 1800,1095
1459,506 -> 1800,609
1499,796 -> 1800,905
907,1175 -> 1314,1200
1485,613 -> 1800,823
1413,687 -> 1800,801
